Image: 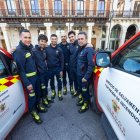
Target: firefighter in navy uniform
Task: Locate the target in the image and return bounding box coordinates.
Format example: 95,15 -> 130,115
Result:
46,34 -> 64,100
13,29 -> 47,124
58,33 -> 72,95
77,31 -> 95,113
68,31 -> 80,98
32,34 -> 53,108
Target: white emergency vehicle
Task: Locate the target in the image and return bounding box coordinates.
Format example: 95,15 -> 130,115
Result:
92,31 -> 140,140
0,48 -> 27,140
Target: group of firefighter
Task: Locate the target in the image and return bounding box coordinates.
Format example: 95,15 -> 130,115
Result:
12,29 -> 95,124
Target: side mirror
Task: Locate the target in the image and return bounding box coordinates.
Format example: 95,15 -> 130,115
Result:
11,61 -> 19,75
95,51 -> 111,68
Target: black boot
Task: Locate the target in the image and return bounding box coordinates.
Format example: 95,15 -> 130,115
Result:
72,91 -> 78,98
46,96 -> 54,103
63,86 -> 67,95
77,99 -> 84,106
42,97 -> 51,108
77,94 -> 83,102
51,89 -> 56,99
78,102 -> 89,113
31,110 -> 43,124
37,103 -> 47,113
58,90 -> 63,101
70,86 -> 74,95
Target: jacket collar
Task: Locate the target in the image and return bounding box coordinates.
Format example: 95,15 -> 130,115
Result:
19,41 -> 33,51
35,45 -> 45,51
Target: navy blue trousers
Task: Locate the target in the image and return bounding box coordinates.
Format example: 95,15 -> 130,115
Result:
48,67 -> 62,91
70,68 -> 78,91
77,76 -> 90,102
27,76 -> 41,112
38,72 -> 49,98
63,65 -> 73,87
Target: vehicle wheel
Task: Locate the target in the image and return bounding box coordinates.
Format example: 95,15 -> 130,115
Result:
89,82 -> 101,115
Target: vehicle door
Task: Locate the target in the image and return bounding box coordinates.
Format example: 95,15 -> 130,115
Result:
98,37 -> 140,140
0,51 -> 26,140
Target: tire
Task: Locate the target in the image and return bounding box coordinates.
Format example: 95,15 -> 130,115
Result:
89,82 -> 101,115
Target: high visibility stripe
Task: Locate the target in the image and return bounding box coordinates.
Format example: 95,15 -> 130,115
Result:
26,72 -> 36,77
25,53 -> 31,58
29,93 -> 35,97
41,86 -> 46,89
82,88 -> 87,91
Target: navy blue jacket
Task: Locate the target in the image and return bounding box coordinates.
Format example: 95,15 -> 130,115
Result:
13,41 -> 37,87
46,44 -> 64,71
69,40 -> 80,70
77,44 -> 95,80
32,45 -> 48,75
58,42 -> 70,67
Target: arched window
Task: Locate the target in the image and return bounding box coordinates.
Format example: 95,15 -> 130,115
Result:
110,25 -> 121,50
125,25 -> 136,41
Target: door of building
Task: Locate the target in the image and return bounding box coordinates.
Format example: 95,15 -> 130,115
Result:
91,38 -> 96,49
1,40 -> 7,51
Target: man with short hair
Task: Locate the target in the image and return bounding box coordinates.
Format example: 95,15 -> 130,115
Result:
13,29 -> 47,124
68,31 -> 80,98
77,31 -> 95,113
58,33 -> 72,95
46,34 -> 64,101
32,34 -> 53,108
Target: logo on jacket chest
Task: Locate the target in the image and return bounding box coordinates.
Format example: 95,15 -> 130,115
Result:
80,51 -> 83,55
56,50 -> 59,55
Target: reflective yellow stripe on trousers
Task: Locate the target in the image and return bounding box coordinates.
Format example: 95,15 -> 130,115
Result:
26,72 -> 37,77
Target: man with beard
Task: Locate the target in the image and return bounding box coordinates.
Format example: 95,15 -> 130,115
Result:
46,34 -> 64,101
58,33 -> 72,95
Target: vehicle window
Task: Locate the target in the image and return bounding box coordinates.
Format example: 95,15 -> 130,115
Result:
0,58 -> 9,78
113,38 -> 140,76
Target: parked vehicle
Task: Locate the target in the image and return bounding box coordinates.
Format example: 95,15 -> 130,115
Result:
91,31 -> 140,140
0,48 -> 28,140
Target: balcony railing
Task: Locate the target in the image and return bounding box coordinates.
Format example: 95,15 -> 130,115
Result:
1,9 -> 139,19
112,10 -> 140,18
0,9 -> 110,18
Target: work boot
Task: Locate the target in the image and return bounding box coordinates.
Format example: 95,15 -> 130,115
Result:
70,87 -> 74,95
77,99 -> 84,106
72,91 -> 78,97
78,94 -> 83,102
51,90 -> 56,99
42,97 -> 51,108
31,111 -> 43,124
37,103 -> 47,113
58,90 -> 63,101
46,96 -> 54,103
63,86 -> 67,95
79,102 -> 89,113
